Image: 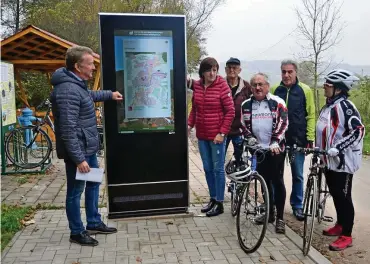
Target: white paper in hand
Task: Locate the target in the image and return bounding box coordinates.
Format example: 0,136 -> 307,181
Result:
76,168 -> 104,183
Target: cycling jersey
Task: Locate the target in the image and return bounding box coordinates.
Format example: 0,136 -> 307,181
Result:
316,96 -> 365,174
241,93 -> 288,149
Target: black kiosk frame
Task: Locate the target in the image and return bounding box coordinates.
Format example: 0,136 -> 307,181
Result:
99,13 -> 189,219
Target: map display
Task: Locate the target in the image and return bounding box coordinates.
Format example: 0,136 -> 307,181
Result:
114,30 -> 174,133
124,52 -> 170,119
0,62 -> 16,127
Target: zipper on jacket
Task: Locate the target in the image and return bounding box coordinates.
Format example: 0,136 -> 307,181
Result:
286,87 -> 290,107
326,107 -> 332,169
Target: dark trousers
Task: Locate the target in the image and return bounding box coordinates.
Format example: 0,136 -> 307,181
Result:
65,154 -> 102,235
325,170 -> 354,236
257,152 -> 286,219
225,135 -> 243,165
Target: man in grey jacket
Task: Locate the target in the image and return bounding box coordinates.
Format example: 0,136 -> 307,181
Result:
51,46 -> 122,246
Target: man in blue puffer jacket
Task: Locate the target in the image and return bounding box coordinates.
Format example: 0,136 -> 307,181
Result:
50,46 -> 122,246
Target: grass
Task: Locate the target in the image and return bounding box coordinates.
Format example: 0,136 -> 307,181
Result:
1,204 -> 35,251
0,201 -> 109,251
16,176 -> 29,185
363,126 -> 370,155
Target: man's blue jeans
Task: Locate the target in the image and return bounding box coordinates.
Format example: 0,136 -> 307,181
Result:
289,152 -> 305,209
198,139 -> 226,202
65,154 -> 102,235
225,135 -> 243,164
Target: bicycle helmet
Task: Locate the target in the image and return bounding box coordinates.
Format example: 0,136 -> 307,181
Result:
324,69 -> 360,91
225,160 -> 251,182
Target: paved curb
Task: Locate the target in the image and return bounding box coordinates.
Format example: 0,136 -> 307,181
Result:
284,224 -> 333,264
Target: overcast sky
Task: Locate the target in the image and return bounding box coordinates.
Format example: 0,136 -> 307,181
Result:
205,0 -> 370,65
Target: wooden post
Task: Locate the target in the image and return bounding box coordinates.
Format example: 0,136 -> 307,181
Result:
46,72 -> 53,91
14,68 -> 30,107
93,66 -> 101,91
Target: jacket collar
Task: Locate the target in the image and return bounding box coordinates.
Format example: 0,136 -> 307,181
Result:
227,77 -> 247,96
251,92 -> 271,101
279,77 -> 299,89
68,70 -> 83,81
201,75 -> 220,88
234,77 -> 245,95
326,94 -> 347,105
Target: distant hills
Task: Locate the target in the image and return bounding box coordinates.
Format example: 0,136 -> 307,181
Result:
190,60 -> 370,85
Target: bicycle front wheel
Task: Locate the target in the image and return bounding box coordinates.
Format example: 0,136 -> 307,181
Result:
231,182 -> 242,217
303,176 -> 317,256
236,173 -> 270,254
317,169 -> 329,224
5,126 -> 52,169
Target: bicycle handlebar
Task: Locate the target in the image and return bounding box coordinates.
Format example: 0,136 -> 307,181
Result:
36,99 -> 52,110
286,145 -> 327,155
243,143 -> 271,152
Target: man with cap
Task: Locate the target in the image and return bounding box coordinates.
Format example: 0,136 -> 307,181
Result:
224,57 -> 252,165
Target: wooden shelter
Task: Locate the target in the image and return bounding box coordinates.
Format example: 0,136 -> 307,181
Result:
1,25 -> 101,107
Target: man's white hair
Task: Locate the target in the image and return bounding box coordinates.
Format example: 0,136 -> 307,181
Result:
281,59 -> 298,71
250,72 -> 270,85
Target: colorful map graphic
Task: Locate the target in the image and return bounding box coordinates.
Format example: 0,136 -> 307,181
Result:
124,52 -> 171,119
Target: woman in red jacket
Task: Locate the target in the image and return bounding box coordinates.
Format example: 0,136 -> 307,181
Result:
188,57 -> 235,217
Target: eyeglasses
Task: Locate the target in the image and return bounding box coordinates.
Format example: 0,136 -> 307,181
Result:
226,66 -> 240,71
251,82 -> 267,88
323,83 -> 334,88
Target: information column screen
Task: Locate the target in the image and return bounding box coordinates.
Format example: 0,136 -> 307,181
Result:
114,30 -> 174,133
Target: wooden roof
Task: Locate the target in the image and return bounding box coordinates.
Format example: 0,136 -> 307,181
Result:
1,25 -> 100,72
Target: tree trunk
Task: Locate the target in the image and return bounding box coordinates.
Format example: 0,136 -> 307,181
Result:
15,0 -> 20,33
313,59 -> 320,119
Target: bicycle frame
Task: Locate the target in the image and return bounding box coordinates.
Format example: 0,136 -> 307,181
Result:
25,101 -> 54,148
297,147 -> 332,222
227,145 -> 271,217
287,145 -> 333,255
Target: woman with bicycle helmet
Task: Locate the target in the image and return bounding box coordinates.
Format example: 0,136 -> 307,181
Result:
241,73 -> 289,234
316,69 -> 365,251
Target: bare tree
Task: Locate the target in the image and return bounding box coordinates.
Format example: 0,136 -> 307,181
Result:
184,0 -> 224,72
298,61 -> 315,87
0,0 -> 36,37
295,0 -> 344,114
185,0 -> 223,43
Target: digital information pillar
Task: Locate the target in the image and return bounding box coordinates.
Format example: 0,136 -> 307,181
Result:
99,13 -> 189,219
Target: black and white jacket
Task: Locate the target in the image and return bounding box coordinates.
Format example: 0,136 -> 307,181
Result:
241,93 -> 288,149
316,95 -> 365,174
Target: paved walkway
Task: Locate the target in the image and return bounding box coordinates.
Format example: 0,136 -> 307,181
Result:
2,206 -> 329,264
1,141 -> 331,264
0,141 -> 227,207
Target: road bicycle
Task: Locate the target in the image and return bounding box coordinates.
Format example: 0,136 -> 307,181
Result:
287,145 -> 334,256
226,143 -> 270,253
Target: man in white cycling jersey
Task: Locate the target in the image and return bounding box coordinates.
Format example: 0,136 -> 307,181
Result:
241,73 -> 288,234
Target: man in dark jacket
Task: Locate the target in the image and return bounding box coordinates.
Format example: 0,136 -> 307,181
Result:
50,46 -> 123,246
271,59 -> 315,221
224,57 -> 251,165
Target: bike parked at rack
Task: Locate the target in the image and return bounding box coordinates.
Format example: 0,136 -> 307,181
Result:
5,99 -> 54,169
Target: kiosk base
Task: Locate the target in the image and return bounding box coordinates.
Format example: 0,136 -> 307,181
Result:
108,207 -> 189,219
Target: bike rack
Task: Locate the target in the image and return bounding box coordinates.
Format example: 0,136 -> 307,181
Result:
2,126 -> 52,175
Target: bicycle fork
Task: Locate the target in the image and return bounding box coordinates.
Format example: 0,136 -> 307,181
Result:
318,191 -> 333,222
